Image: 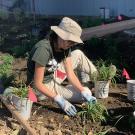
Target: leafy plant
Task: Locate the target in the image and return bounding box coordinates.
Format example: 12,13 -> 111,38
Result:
0,55 -> 14,78
91,59 -> 119,86
10,37 -> 38,57
78,102 -> 109,123
83,115 -> 125,135
0,33 -> 8,46
11,83 -> 28,98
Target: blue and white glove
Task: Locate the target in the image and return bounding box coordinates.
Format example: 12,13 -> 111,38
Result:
54,95 -> 77,116
81,87 -> 97,104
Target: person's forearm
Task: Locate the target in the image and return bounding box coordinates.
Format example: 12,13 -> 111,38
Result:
34,82 -> 57,99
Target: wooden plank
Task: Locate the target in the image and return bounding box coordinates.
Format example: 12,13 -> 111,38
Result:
82,19 -> 135,41
0,96 -> 37,135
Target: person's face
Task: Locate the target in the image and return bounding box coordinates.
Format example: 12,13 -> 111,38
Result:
55,37 -> 76,52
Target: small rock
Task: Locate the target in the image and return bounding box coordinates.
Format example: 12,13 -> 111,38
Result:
58,123 -> 62,128
37,121 -> 43,124
49,118 -> 54,123
75,133 -> 81,135
11,122 -> 20,130
40,127 -> 49,135
64,129 -> 72,135
54,129 -> 62,135
88,131 -> 93,135
48,131 -> 53,135
64,115 -> 70,121
47,124 -> 55,130
11,129 -> 20,135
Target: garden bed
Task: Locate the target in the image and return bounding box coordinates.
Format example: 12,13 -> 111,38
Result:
28,85 -> 134,135
1,84 -> 134,135
0,53 -> 134,135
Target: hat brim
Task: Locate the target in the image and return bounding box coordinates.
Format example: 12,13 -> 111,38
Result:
51,26 -> 83,44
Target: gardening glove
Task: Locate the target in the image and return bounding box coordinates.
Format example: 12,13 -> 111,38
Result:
54,95 -> 77,116
81,87 -> 97,104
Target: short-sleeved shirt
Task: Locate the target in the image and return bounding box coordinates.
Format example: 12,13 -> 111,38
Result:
27,39 -> 71,84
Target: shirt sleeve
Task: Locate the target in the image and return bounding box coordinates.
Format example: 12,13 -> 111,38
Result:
32,46 -> 50,66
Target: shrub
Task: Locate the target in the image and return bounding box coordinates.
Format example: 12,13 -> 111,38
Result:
0,9 -> 9,20
0,55 -> 14,78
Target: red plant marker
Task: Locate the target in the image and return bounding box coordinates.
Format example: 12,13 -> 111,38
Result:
122,68 -> 131,80
28,86 -> 37,102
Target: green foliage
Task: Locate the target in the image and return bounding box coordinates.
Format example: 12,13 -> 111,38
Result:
78,102 -> 108,123
10,38 -> 38,57
0,33 -> 8,46
103,36 -> 122,66
91,59 -> 120,86
0,55 -> 14,88
83,115 -> 125,135
94,128 -> 111,135
0,9 -> 9,20
12,83 -> 28,98
0,55 -> 14,78
81,17 -> 103,28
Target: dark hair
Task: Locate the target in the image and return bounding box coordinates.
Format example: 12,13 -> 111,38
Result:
46,31 -> 58,45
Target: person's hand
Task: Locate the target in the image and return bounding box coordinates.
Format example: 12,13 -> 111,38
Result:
81,87 -> 97,104
54,95 -> 77,116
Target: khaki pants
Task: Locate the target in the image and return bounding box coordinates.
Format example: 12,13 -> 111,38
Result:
35,49 -> 97,103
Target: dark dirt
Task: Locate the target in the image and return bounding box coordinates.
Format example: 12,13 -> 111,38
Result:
28,85 -> 134,135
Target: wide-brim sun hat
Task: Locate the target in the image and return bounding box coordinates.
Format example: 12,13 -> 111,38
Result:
51,17 -> 83,44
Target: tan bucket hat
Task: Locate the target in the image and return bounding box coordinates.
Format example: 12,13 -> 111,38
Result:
51,17 -> 83,44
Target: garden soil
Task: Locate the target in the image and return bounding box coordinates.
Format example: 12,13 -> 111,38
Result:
0,55 -> 134,135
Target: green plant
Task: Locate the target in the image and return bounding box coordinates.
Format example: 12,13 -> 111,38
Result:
78,102 -> 109,123
10,37 -> 38,57
12,83 -> 28,98
83,115 -> 125,135
0,33 -> 8,46
91,59 -> 119,86
0,55 -> 14,78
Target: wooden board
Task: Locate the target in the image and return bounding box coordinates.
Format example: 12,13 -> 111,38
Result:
82,19 -> 135,41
